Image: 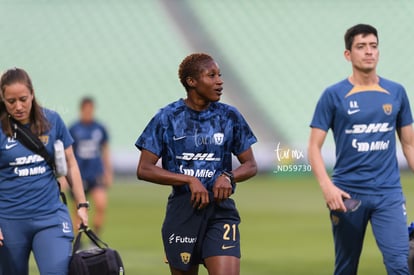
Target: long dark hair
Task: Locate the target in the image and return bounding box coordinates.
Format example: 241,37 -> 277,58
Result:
0,68 -> 49,137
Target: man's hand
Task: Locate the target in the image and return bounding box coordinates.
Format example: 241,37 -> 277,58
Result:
322,183 -> 351,212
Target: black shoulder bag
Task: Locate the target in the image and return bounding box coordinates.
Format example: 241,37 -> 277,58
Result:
11,119 -> 67,204
69,224 -> 125,275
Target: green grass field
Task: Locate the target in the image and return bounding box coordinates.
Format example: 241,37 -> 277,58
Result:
28,172 -> 414,274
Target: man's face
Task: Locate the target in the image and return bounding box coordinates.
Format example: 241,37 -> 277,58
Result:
345,33 -> 379,73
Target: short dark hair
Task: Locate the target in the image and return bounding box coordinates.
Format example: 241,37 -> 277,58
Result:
80,96 -> 94,109
344,24 -> 378,50
178,53 -> 214,91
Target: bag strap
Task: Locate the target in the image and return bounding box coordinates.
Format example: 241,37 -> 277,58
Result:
12,121 -> 56,169
11,119 -> 67,204
73,224 -> 109,253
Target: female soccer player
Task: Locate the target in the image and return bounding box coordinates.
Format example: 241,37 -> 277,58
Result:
70,97 -> 112,236
136,53 -> 257,275
0,68 -> 88,274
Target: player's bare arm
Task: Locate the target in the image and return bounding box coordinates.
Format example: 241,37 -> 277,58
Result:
233,147 -> 257,182
102,142 -> 113,188
65,145 -> 89,226
137,149 -> 209,209
308,127 -> 350,212
213,147 -> 257,202
398,124 -> 414,171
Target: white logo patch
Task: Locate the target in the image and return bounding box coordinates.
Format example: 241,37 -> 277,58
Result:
62,222 -> 72,233
345,123 -> 393,134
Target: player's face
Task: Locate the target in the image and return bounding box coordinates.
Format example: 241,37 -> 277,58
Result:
2,82 -> 34,124
345,33 -> 379,73
192,61 -> 223,103
81,102 -> 94,123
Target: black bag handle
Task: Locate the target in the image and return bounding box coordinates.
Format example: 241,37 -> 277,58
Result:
11,118 -> 67,204
73,224 -> 109,254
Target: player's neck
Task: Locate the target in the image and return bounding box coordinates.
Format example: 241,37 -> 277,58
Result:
184,98 -> 210,112
349,72 -> 379,86
80,119 -> 94,124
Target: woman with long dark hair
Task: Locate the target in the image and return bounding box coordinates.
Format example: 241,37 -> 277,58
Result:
0,68 -> 89,274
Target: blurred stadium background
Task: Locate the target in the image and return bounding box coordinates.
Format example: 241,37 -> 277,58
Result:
2,0 -> 414,172
2,0 -> 414,274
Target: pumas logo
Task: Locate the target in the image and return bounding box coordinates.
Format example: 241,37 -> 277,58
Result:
383,104 -> 392,115
176,153 -> 221,161
38,135 -> 49,145
345,123 -> 393,134
213,133 -> 224,145
331,214 -> 340,226
194,131 -> 225,147
180,252 -> 191,264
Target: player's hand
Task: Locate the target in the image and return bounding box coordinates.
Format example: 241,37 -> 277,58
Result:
213,175 -> 233,203
322,183 -> 350,212
0,227 -> 4,247
103,171 -> 113,188
187,177 -> 209,209
77,207 -> 89,227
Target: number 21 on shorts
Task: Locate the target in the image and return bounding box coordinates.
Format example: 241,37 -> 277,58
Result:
223,224 -> 237,241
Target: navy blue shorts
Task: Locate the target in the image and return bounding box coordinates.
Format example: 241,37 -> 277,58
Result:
82,178 -> 105,194
162,192 -> 241,271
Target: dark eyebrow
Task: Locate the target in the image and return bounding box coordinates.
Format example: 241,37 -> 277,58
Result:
355,42 -> 377,46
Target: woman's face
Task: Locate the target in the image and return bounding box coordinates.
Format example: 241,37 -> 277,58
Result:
2,82 -> 34,124
191,60 -> 223,103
